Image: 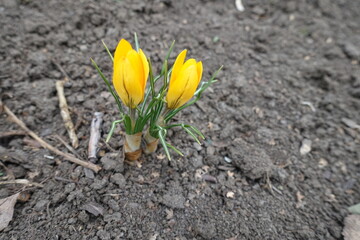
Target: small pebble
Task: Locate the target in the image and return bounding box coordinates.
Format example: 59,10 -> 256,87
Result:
224,156 -> 232,163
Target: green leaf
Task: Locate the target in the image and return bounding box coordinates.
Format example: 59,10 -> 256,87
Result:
102,40 -> 114,62
166,143 -> 183,156
106,119 -> 124,142
148,58 -> 155,98
90,58 -> 124,114
194,65 -> 223,96
188,125 -> 205,139
161,59 -> 168,87
165,40 -> 175,61
158,128 -> 171,160
182,125 -> 201,145
134,32 -> 139,51
133,115 -> 148,133
349,203 -> 360,214
124,115 -> 132,134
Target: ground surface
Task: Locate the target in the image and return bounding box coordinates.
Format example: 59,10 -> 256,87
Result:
1,0 -> 360,239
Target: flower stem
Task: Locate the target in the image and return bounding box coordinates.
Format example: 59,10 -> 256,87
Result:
129,107 -> 136,132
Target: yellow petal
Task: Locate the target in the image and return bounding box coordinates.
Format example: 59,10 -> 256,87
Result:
182,58 -> 197,70
196,61 -> 203,84
139,49 -> 149,92
176,64 -> 199,108
113,58 -> 130,107
169,58 -> 196,89
169,49 -> 187,85
114,39 -> 133,67
166,64 -> 198,109
124,50 -> 144,107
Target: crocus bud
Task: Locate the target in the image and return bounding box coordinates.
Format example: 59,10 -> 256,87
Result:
166,49 -> 203,109
113,39 -> 149,108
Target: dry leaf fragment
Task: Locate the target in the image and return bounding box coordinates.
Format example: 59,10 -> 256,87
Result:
156,154 -> 166,160
226,191 -> 235,198
0,193 -> 20,231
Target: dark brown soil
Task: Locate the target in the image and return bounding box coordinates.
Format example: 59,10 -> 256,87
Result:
1,0 -> 360,239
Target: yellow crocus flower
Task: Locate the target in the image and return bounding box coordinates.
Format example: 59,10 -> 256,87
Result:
166,49 -> 203,109
113,39 -> 149,108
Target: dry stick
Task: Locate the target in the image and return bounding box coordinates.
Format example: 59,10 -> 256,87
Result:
88,112 -> 104,161
0,102 -> 101,172
0,130 -> 26,138
0,179 -> 44,188
52,60 -> 71,81
0,161 -> 15,180
54,134 -> 82,159
55,80 -> 79,149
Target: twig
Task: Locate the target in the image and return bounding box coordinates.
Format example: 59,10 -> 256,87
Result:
88,112 -> 104,161
53,134 -> 82,159
52,60 -> 71,82
0,179 -> 43,187
0,161 -> 15,180
56,80 -> 79,149
0,101 -> 101,172
102,138 -> 116,152
0,130 -> 26,138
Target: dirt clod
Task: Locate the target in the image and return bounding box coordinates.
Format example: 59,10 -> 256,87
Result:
110,173 -> 126,188
161,193 -> 186,209
230,138 -> 274,179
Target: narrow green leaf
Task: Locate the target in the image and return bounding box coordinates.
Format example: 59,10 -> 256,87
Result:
90,58 -> 124,114
188,125 -> 205,139
148,58 -> 155,97
158,128 -> 171,160
134,32 -> 139,51
165,40 -> 175,61
134,115 -> 147,133
161,60 -> 168,87
166,143 -> 184,156
106,119 -> 124,142
124,115 -> 132,134
153,74 -> 162,83
182,125 -> 201,145
194,65 -> 223,96
164,123 -> 183,129
102,40 -> 114,62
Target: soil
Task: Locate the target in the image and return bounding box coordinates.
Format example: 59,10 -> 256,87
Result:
1,0 -> 360,239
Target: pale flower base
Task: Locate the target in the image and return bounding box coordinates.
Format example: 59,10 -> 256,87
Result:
124,132 -> 142,161
144,130 -> 159,154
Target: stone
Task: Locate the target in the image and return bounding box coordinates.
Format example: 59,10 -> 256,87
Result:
110,173 -> 126,188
